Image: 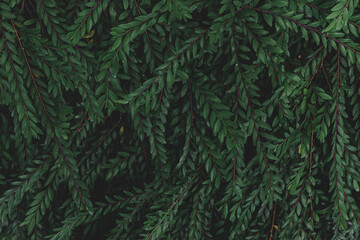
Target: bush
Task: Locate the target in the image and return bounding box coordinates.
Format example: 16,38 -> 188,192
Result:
1,0 -> 360,239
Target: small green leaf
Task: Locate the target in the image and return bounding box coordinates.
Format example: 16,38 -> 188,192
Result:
215,175 -> 221,189
348,49 -> 355,64
166,69 -> 174,88
317,92 -> 332,100
324,19 -> 336,32
326,11 -> 340,20
210,167 -> 216,182
203,103 -> 209,119
123,0 -> 129,10
335,16 -> 343,31
214,119 -> 221,135
205,158 -> 211,173
263,13 -> 273,26
332,2 -> 346,11
115,99 -> 129,104
219,5 -> 227,14
353,179 -> 359,192
300,98 -> 306,114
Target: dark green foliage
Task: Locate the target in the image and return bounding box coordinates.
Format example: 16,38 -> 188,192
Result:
1,0 -> 360,239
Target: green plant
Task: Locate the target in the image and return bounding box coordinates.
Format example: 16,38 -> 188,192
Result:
1,0 -> 360,239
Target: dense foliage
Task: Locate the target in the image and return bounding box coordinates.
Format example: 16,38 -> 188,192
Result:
1,0 -> 360,239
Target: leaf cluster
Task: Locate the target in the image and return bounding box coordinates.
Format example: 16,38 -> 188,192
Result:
1,0 -> 360,239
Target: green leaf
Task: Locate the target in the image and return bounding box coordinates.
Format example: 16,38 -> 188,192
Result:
210,167 -> 216,182
324,19 -> 336,32
203,103 -> 209,119
326,11 -> 340,20
263,13 -> 273,26
215,175 -> 221,189
166,69 -> 174,88
123,0 -> 129,10
219,5 -> 227,14
354,179 -> 359,192
331,2 -> 346,11
335,16 -> 343,31
214,119 -> 221,135
317,92 -> 332,100
115,99 -> 129,104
